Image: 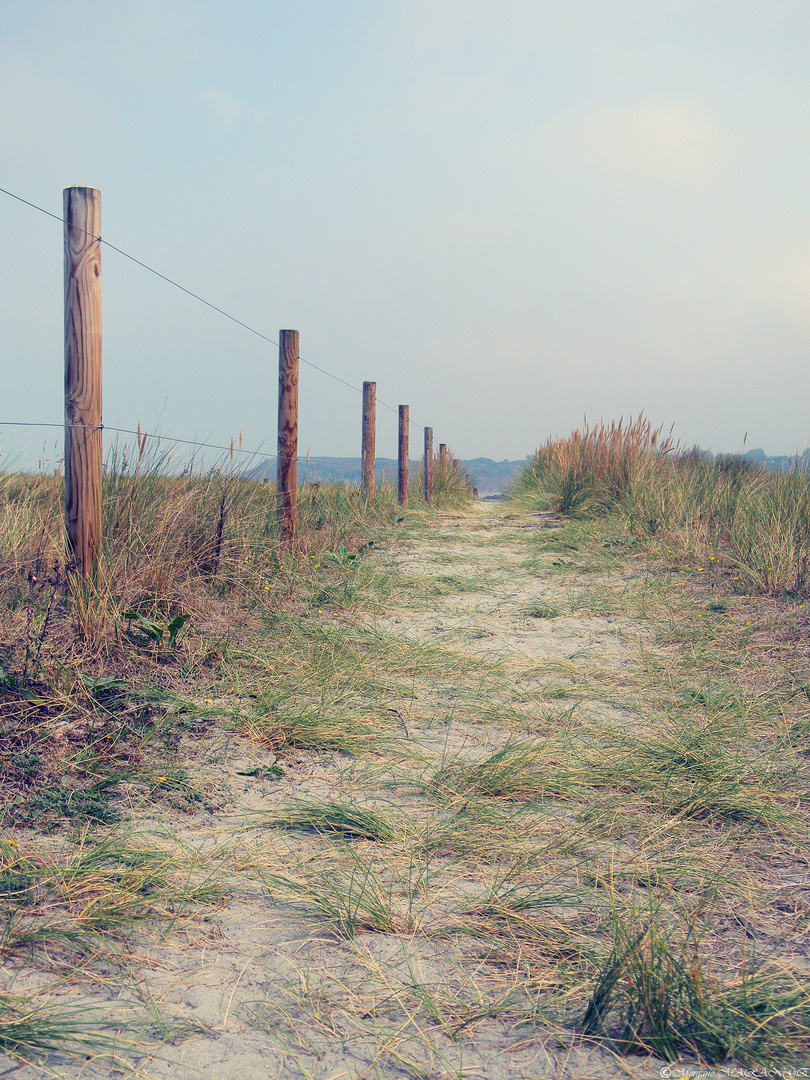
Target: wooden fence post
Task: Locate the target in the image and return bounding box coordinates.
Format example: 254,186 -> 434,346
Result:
361,380 -> 376,495
439,443 -> 447,467
277,329 -> 299,539
398,405 -> 409,507
64,186 -> 102,580
424,426 -> 433,505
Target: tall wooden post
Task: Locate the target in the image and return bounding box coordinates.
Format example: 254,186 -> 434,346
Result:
424,426 -> 434,505
277,329 -> 299,539
64,186 -> 102,579
361,381 -> 376,495
398,405 -> 409,507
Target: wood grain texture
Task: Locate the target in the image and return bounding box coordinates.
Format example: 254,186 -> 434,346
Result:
423,426 -> 433,505
277,329 -> 299,539
398,405 -> 409,507
361,381 -> 376,495
64,186 -> 102,577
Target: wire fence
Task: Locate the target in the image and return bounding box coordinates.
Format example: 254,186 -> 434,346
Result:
0,419 -> 440,485
0,184 -> 424,443
0,419 -> 275,463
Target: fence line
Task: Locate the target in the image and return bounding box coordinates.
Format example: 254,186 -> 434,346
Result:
0,185 -> 422,429
0,420 -> 458,475
1,183 -> 469,567
0,420 -> 276,461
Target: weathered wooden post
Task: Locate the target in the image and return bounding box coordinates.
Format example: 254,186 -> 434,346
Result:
424,426 -> 433,505
398,405 -> 409,507
64,186 -> 102,579
361,381 -> 376,496
439,443 -> 447,467
277,329 -> 299,539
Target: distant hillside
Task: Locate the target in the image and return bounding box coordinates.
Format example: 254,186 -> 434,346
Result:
247,456 -> 529,494
681,448 -> 810,472
743,448 -> 810,472
463,458 -> 528,493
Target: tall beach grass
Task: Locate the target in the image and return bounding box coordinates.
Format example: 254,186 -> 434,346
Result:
0,438 -> 472,631
512,417 -> 810,598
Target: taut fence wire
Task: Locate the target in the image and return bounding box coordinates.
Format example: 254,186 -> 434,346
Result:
0,186 -> 423,428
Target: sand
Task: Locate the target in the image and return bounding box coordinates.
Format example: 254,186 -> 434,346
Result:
0,504 -> 695,1079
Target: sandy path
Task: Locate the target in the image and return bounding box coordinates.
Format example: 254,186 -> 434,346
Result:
1,503 -> 680,1080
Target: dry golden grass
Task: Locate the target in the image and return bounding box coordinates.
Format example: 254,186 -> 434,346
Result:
2,440 -> 810,1075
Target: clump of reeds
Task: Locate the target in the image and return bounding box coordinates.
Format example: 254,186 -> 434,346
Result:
411,446 -> 473,510
512,417 -> 810,598
582,905 -> 810,1065
0,436 -> 470,631
0,439 -> 420,823
512,416 -> 674,514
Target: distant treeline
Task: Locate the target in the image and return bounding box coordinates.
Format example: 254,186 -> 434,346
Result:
247,456 -> 529,493
246,448 -> 810,492
692,448 -> 810,472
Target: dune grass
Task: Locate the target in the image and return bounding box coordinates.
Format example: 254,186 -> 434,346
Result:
581,902 -> 810,1065
512,416 -> 810,600
2,432 -> 810,1074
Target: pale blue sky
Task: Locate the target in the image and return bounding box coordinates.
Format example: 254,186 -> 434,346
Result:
2,1 -> 809,466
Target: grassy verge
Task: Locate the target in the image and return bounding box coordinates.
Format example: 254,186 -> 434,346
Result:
511,415 -> 810,600
1,434 -> 809,1075
0,443 -> 470,1071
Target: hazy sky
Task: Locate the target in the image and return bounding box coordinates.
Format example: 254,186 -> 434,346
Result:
2,1 -> 809,467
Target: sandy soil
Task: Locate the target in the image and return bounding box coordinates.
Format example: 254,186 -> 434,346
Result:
0,504 -> 708,1079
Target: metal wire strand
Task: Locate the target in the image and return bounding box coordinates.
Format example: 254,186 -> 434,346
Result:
1,186 -> 427,432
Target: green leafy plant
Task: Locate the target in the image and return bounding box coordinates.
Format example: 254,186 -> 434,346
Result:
326,542 -> 363,570
78,672 -> 128,695
123,611 -> 189,645
235,763 -> 284,780
21,785 -> 121,826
